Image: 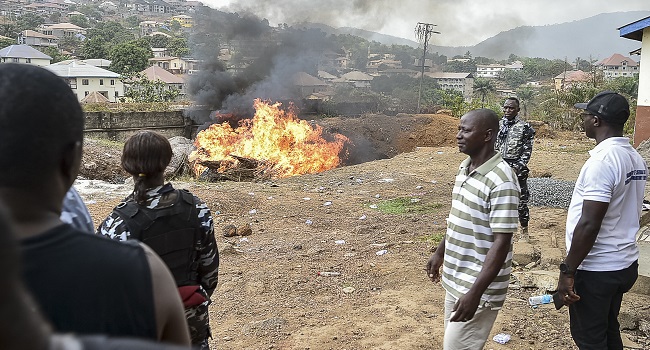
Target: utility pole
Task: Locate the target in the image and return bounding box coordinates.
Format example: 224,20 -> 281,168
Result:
415,22 -> 439,114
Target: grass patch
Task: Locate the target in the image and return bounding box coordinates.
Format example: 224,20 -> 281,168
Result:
421,232 -> 445,245
370,197 -> 442,214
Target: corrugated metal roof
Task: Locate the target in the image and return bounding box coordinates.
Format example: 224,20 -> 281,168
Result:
45,60 -> 120,78
141,65 -> 183,84
0,45 -> 52,59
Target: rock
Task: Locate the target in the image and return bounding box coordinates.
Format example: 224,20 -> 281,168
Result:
513,241 -> 535,265
238,223 -> 253,236
512,270 -> 559,292
342,287 -> 355,294
223,224 -> 237,237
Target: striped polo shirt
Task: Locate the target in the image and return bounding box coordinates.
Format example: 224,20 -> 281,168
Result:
441,152 -> 520,309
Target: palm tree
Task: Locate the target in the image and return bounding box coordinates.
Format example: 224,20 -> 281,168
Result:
516,87 -> 535,117
473,78 -> 496,107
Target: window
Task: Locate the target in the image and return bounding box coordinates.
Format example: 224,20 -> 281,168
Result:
26,58 -> 31,63
110,80 -> 115,85
85,91 -> 89,96
99,79 -> 104,85
115,91 -> 118,97
82,79 -> 89,85
12,58 -> 19,63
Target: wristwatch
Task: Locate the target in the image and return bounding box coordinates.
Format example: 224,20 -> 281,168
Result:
559,262 -> 575,275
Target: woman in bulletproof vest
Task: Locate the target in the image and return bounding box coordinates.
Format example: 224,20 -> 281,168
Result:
97,131 -> 219,350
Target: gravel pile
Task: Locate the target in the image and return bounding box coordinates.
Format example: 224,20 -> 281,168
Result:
528,177 -> 576,209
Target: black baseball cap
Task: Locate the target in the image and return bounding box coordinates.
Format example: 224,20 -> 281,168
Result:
574,90 -> 630,126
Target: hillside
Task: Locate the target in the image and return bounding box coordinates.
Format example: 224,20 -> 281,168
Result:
303,11 -> 650,61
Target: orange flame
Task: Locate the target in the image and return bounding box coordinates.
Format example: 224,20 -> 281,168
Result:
189,99 -> 349,178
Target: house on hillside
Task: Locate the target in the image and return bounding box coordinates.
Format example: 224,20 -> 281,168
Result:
18,30 -> 58,48
140,65 -> 185,97
148,56 -> 189,74
45,60 -> 124,102
291,72 -> 328,98
476,64 -> 505,78
0,44 -> 52,66
341,71 -> 374,88
317,70 -> 338,83
619,15 -> 650,146
423,72 -> 474,102
171,14 -> 193,28
553,70 -> 591,90
476,61 -> 523,78
41,23 -> 86,40
596,53 -> 639,80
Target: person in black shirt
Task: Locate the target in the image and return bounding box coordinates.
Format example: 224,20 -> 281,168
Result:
0,64 -> 190,345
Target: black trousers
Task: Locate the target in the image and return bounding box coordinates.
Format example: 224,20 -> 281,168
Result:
569,261 -> 638,350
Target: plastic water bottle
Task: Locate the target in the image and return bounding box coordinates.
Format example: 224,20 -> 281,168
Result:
528,294 -> 552,306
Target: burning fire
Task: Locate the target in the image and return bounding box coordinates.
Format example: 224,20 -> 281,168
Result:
190,99 -> 349,178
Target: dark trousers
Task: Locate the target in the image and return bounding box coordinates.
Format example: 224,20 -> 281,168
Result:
569,261 -> 638,350
516,170 -> 529,227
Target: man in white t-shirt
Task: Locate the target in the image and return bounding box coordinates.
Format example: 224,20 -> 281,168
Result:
556,91 -> 647,349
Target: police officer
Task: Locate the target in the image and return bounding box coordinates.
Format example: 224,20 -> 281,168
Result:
495,97 -> 535,241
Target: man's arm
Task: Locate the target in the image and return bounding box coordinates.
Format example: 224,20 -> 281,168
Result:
426,238 -> 446,282
556,200 -> 608,306
516,125 -> 535,170
449,232 -> 512,322
141,243 -> 191,346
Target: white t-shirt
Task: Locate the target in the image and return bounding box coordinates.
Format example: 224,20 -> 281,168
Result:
566,137 -> 647,271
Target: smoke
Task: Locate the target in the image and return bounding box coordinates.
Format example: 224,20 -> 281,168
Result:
186,7 -> 337,123
213,0 -> 527,47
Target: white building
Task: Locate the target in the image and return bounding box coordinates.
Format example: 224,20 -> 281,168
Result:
0,44 -> 52,66
423,72 -> 474,102
45,60 -> 124,102
596,53 -> 639,80
476,61 -> 524,78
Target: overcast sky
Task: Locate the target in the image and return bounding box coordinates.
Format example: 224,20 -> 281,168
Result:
202,0 -> 648,46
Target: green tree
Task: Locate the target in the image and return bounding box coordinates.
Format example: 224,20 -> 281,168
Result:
81,37 -> 108,59
16,13 -> 44,32
0,37 -> 14,49
86,21 -> 134,45
167,37 -> 189,57
499,69 -> 528,89
39,46 -> 71,63
516,87 -> 535,117
123,73 -> 180,102
124,15 -> 140,28
109,40 -> 152,74
58,36 -> 83,56
69,15 -> 89,28
0,24 -> 18,38
149,34 -> 169,48
473,78 -> 496,107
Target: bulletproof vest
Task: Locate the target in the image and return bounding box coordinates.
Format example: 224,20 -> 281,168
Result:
114,189 -> 201,286
499,121 -> 527,161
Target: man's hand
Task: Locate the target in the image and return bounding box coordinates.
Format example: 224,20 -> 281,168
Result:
556,273 -> 580,306
450,292 -> 481,322
426,253 -> 443,283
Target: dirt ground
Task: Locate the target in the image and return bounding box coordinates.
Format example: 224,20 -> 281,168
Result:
79,114 -> 649,350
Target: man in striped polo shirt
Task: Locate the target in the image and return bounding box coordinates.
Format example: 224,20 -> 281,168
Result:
427,108 -> 520,349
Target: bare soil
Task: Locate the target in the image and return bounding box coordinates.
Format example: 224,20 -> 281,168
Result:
80,114 -> 649,350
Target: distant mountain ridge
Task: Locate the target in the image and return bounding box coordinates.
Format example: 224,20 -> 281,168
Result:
303,11 -> 650,61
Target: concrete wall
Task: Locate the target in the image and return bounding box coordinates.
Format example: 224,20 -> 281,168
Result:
634,27 -> 650,146
84,110 -> 200,141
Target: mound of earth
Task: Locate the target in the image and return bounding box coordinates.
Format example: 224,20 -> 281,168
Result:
79,139 -> 127,183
